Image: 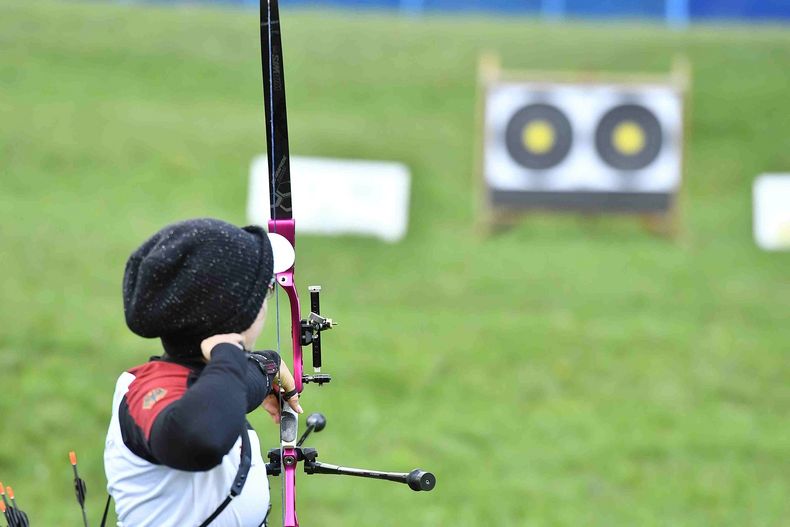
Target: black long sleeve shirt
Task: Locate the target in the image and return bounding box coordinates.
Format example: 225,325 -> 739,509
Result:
118,344 -> 279,470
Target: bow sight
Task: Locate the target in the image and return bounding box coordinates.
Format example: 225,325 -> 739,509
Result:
264,284 -> 436,514
300,286 -> 333,386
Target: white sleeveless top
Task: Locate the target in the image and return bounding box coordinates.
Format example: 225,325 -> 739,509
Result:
104,372 -> 270,527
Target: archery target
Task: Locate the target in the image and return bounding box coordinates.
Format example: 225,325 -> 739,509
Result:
595,104 -> 663,171
483,80 -> 683,211
505,103 -> 573,170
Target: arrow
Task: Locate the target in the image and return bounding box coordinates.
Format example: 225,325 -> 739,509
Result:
69,452 -> 90,527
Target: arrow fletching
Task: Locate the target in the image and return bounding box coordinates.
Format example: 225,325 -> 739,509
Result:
74,476 -> 87,507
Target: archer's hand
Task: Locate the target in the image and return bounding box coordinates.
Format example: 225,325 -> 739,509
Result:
200,333 -> 244,361
261,360 -> 303,423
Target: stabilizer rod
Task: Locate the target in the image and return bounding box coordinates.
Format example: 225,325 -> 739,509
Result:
304,462 -> 436,492
296,413 -> 326,447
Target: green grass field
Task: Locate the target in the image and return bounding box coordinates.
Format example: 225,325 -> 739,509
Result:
1,1 -> 789,525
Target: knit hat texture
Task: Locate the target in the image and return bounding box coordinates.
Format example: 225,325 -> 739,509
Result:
123,218 -> 274,355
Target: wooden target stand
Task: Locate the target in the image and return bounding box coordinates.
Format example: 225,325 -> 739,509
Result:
474,53 -> 691,238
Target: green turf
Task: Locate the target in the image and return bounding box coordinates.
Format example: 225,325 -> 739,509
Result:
0,1 -> 788,525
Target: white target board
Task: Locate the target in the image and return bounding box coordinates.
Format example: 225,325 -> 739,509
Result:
247,156 -> 411,243
482,78 -> 685,212
753,174 -> 790,251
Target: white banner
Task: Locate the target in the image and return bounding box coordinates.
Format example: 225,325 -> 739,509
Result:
754,174 -> 790,251
248,156 -> 411,243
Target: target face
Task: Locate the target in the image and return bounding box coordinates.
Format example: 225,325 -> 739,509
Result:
483,81 -> 683,204
505,104 -> 573,170
595,104 -> 663,171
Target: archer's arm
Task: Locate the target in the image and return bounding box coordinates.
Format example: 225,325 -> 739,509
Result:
119,344 -> 280,471
147,344 -> 248,470
119,344 -> 250,471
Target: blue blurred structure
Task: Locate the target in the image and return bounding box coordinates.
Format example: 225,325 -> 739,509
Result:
134,0 -> 790,23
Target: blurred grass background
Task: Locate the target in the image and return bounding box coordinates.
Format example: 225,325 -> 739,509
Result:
1,0 -> 789,525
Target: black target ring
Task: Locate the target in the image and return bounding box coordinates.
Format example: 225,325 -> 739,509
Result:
504,103 -> 573,170
595,104 -> 663,171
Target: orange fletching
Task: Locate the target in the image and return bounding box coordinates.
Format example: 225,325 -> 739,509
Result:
0,482 -> 4,494
0,500 -> 5,512
6,487 -> 13,500
70,451 -> 78,465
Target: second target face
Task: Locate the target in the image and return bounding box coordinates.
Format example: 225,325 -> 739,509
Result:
505,103 -> 573,170
595,104 -> 663,171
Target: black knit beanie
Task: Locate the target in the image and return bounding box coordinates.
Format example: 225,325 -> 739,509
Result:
123,218 -> 274,357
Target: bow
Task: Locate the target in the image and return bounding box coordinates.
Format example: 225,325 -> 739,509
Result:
258,2 -> 435,525
259,1 -> 333,524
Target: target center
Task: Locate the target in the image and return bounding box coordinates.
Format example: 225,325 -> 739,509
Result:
612,121 -> 646,156
522,120 -> 555,155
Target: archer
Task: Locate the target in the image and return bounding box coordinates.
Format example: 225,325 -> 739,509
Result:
104,218 -> 301,527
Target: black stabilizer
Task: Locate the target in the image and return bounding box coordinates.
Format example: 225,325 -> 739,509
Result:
306,412 -> 326,432
296,413 -> 326,447
406,469 -> 436,492
302,451 -> 436,493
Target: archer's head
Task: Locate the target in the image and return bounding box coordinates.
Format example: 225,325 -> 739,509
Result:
122,218 -> 279,358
